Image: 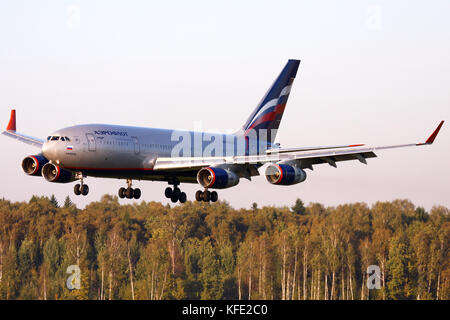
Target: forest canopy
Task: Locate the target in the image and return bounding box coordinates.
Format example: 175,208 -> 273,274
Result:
0,195 -> 448,300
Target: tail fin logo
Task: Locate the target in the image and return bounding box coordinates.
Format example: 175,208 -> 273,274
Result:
244,78 -> 294,133
241,59 -> 300,141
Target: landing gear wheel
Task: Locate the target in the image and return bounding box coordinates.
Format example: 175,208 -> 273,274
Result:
203,190 -> 211,202
119,179 -> 141,200
133,188 -> 141,200
173,188 -> 181,198
74,184 -> 81,196
179,192 -> 187,203
165,182 -> 187,203
118,187 -> 126,199
126,188 -> 134,199
81,184 -> 89,196
210,191 -> 218,202
170,194 -> 179,203
74,173 -> 87,196
195,190 -> 218,203
165,187 -> 173,198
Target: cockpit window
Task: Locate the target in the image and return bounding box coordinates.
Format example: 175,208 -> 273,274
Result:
65,136 -> 70,141
50,136 -> 59,141
47,136 -> 51,141
61,137 -> 65,141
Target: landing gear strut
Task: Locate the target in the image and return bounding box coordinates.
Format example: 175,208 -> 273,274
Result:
118,179 -> 141,200
74,173 -> 89,196
195,189 -> 218,203
164,181 -> 187,203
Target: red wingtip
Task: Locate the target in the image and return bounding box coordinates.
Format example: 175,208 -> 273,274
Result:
6,109 -> 16,131
348,144 -> 365,147
425,120 -> 444,144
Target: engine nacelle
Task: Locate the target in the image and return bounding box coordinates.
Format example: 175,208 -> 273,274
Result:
42,163 -> 75,183
22,155 -> 49,176
197,167 -> 239,189
265,164 -> 307,185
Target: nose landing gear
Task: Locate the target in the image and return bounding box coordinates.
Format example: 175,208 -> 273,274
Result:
164,181 -> 187,203
74,173 -> 89,196
118,179 -> 141,200
195,189 -> 218,203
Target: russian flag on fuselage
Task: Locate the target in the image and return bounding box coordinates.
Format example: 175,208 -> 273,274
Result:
242,59 -> 300,142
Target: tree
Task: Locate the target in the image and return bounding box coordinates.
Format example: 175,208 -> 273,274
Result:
42,235 -> 62,299
291,198 -> 306,215
1,244 -> 20,299
386,235 -> 412,299
63,196 -> 74,209
49,195 -> 59,208
17,238 -> 39,299
198,238 -> 222,300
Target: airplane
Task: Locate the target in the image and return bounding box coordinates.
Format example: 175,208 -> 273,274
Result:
2,59 -> 444,204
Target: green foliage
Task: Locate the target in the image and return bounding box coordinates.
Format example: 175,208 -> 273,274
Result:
291,198 -> 306,215
49,194 -> 59,208
0,196 -> 448,300
386,235 -> 412,299
63,196 -> 74,209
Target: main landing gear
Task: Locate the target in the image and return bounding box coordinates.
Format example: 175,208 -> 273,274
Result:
195,189 -> 218,203
164,181 -> 187,203
118,179 -> 141,200
74,173 -> 89,196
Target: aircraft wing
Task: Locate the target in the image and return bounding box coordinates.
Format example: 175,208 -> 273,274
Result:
2,110 -> 44,148
153,121 -> 444,172
265,143 -> 365,154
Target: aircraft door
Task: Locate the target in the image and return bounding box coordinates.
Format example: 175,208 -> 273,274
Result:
132,136 -> 140,154
86,133 -> 96,151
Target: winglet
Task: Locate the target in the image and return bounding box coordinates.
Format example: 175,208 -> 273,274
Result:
423,120 -> 444,145
6,109 -> 16,131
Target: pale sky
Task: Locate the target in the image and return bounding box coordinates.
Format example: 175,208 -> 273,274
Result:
1,0 -> 449,210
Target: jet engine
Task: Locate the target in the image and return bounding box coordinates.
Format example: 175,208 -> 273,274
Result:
41,163 -> 75,183
265,164 -> 307,185
197,167 -> 239,189
22,155 -> 49,176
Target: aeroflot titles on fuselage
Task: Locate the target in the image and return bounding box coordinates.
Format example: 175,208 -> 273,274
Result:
94,130 -> 128,136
